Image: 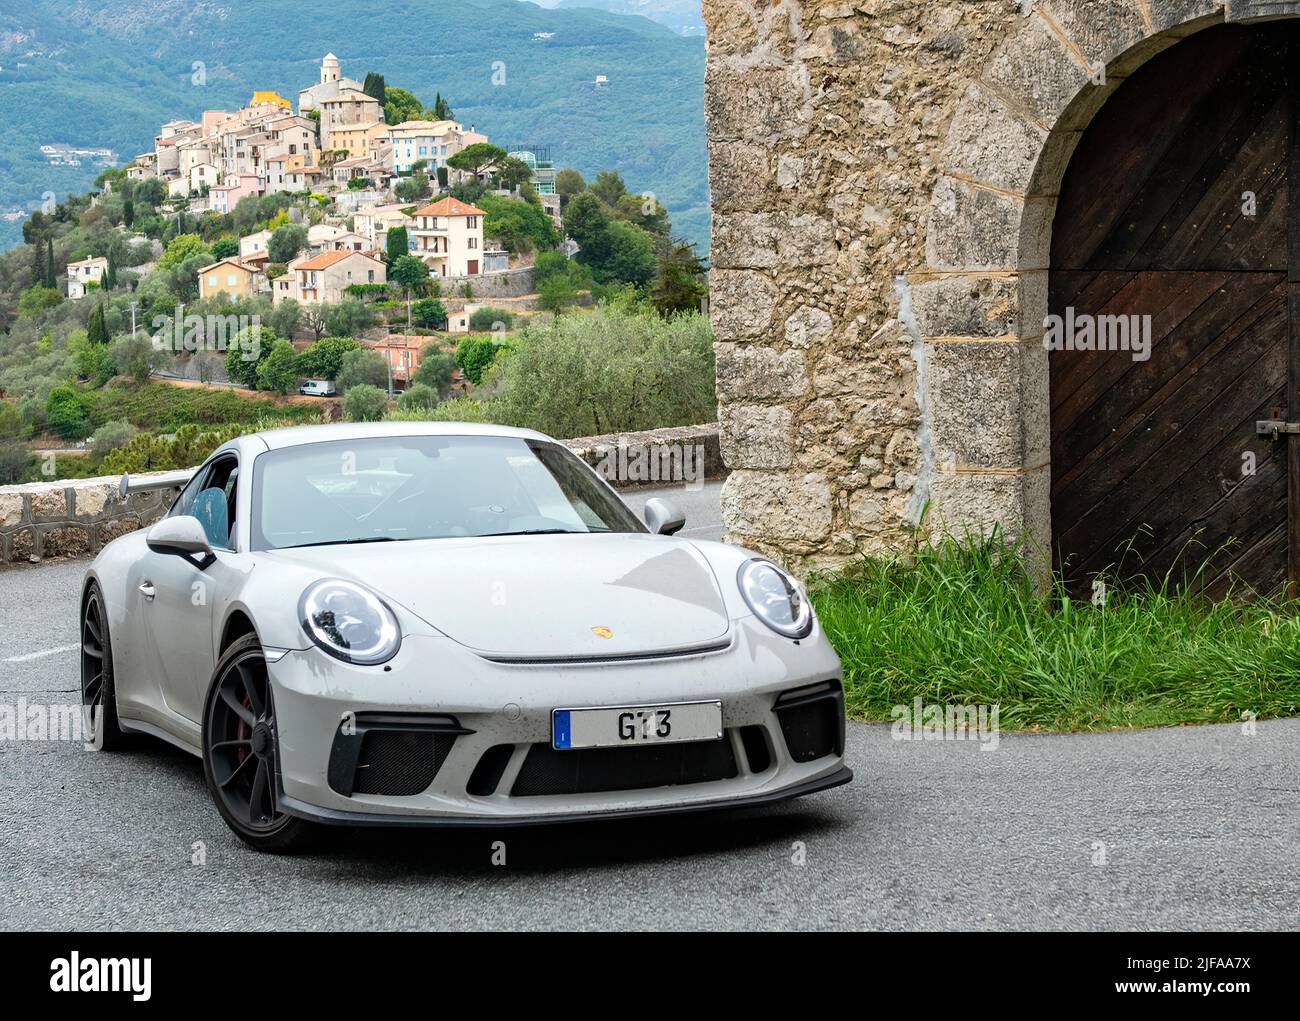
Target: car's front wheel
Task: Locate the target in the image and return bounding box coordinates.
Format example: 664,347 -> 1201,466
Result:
201,633 -> 315,854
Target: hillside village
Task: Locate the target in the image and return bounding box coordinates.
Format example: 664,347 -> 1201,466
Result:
86,55 -> 562,319
0,52 -> 712,486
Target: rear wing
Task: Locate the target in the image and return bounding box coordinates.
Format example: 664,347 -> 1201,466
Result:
117,469 -> 195,500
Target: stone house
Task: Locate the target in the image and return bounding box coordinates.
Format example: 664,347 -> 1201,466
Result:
409,197 -> 487,277
275,250 -> 386,305
197,258 -> 259,301
66,257 -> 108,300
704,0 -> 1300,598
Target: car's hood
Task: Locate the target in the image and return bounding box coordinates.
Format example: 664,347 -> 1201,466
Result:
267,533 -> 731,659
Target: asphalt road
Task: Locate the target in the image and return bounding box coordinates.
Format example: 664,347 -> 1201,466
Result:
2,481 -> 1298,930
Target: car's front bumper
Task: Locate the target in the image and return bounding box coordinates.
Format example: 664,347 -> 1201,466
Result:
267,618 -> 852,826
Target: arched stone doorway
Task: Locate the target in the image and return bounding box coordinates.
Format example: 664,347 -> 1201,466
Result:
920,2 -> 1300,589
1049,21 -> 1297,597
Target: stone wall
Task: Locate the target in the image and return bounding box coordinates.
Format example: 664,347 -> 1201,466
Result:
564,424 -> 726,489
0,473 -> 189,565
703,0 -> 1279,572
440,266 -> 537,299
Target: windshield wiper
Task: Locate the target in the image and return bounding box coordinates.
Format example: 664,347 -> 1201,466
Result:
284,536 -> 400,549
486,529 -> 582,537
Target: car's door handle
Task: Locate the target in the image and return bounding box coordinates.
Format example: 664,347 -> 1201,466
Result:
139,581 -> 156,601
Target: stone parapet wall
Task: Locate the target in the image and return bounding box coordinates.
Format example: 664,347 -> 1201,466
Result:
564,424 -> 726,489
0,473 -> 188,565
441,266 -> 536,299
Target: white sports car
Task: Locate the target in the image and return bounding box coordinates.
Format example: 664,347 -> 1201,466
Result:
81,423 -> 851,852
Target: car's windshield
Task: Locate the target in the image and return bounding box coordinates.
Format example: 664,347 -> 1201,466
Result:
251,434 -> 645,550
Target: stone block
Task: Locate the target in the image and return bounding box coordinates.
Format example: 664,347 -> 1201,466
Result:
40,525 -> 91,559
715,344 -> 808,402
720,404 -> 794,469
924,340 -> 1050,470
709,270 -> 779,342
940,83 -> 1048,194
97,516 -> 144,546
982,12 -> 1093,127
0,493 -> 23,529
720,470 -> 834,542
30,487 -> 70,522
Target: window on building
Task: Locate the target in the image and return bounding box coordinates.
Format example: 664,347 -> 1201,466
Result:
468,237 -> 477,249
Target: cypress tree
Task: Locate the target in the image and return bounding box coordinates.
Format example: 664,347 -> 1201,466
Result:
87,303 -> 108,346
45,237 -> 56,290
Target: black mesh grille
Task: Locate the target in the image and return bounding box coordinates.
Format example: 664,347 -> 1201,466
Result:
511,736 -> 738,797
353,730 -> 454,796
775,684 -> 844,763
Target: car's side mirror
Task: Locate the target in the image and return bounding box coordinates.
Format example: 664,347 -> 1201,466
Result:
644,497 -> 685,536
146,515 -> 214,560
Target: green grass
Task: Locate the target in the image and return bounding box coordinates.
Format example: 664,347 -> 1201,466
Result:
810,533 -> 1300,732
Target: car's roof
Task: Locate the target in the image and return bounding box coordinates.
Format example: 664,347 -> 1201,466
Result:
248,420 -> 555,451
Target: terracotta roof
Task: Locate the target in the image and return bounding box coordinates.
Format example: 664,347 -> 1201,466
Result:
294,250 -> 382,271
412,197 -> 487,218
197,258 -> 252,275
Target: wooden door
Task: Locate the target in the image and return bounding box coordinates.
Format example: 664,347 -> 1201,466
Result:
1049,23 -> 1299,599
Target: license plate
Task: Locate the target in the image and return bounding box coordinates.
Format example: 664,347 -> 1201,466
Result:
552,701 -> 723,750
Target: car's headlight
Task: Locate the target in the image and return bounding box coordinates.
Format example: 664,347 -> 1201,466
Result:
737,559 -> 813,639
298,579 -> 401,664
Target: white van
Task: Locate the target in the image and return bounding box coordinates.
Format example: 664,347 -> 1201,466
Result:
298,379 -> 337,397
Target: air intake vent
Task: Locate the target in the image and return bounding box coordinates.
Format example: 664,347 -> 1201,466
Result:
327,713 -> 470,797
774,682 -> 844,763
511,736 -> 738,797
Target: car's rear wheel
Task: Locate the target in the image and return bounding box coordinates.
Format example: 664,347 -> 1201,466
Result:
202,633 -> 315,854
81,583 -> 128,751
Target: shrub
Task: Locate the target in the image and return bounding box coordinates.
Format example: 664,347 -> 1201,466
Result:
88,380 -> 314,431
469,307 -> 514,332
46,386 -> 93,440
296,337 -> 361,381
256,340 -> 301,394
455,335 -> 501,385
90,419 -> 136,459
484,304 -> 715,438
343,384 -> 388,422
397,382 -> 439,412
100,423 -> 249,474
387,396 -> 490,423
0,443 -> 29,485
412,345 -> 455,397
336,348 -> 389,392
112,333 -> 166,383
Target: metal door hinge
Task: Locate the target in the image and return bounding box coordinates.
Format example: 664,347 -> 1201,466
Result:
1255,420 -> 1300,438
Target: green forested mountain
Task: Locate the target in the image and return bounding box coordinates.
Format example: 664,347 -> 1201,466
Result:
0,0 -> 707,251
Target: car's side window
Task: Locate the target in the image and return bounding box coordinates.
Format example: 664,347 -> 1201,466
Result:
169,465 -> 212,520
196,456 -> 239,550
168,453 -> 239,550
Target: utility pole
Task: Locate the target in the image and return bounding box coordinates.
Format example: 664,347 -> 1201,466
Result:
129,301 -> 139,336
